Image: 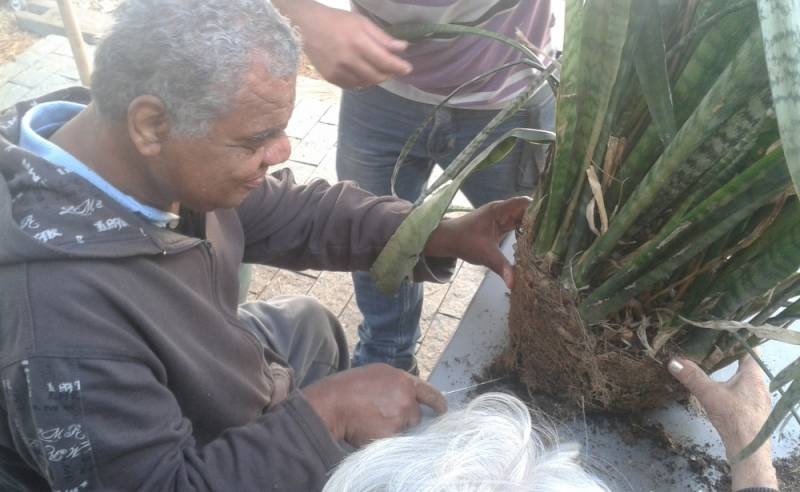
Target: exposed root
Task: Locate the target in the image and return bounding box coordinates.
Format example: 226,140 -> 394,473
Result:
502,237 -> 684,412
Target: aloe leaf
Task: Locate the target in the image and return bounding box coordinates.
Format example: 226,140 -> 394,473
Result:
632,0 -> 676,145
370,128 -> 552,295
717,200 -> 798,278
679,317 -> 800,345
419,69 -> 555,205
534,0 -> 586,253
386,23 -> 551,81
582,151 -> 783,316
608,2 -> 759,209
390,59 -> 542,198
574,28 -> 769,287
734,379 -> 800,463
772,356 -> 800,391
631,89 -> 773,237
580,152 -> 789,323
770,299 -> 800,324
682,206 -> 800,359
756,0 -> 800,198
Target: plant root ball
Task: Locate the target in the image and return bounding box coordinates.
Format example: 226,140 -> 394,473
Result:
501,250 -> 684,412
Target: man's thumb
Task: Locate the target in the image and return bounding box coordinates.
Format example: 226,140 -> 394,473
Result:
668,358 -> 711,394
485,251 -> 513,289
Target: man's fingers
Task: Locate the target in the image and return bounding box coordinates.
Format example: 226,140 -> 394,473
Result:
414,379 -> 448,415
502,263 -> 515,289
668,357 -> 714,397
358,36 -> 413,78
363,20 -> 410,53
484,249 -> 514,289
495,197 -> 532,231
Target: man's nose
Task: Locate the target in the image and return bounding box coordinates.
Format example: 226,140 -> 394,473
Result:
262,136 -> 292,168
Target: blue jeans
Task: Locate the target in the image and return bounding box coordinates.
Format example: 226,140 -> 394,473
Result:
336,86 -> 554,369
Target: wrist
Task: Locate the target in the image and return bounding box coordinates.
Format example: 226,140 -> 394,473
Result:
731,448 -> 778,491
273,0 -> 318,22
423,219 -> 454,258
302,385 -> 344,441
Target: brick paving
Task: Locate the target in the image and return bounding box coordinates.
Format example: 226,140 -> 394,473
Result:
0,34 -> 486,380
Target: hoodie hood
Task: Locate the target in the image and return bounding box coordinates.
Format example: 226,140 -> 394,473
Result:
0,87 -> 199,265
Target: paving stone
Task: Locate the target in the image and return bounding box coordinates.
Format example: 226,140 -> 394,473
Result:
438,263 -> 487,318
338,297 -> 362,355
308,271 -> 354,318
421,281 -> 450,334
247,264 -> 279,299
269,161 -> 317,185
10,63 -> 54,88
286,98 -> 331,139
29,35 -> 66,55
258,270 -> 316,300
41,52 -> 83,81
0,62 -> 29,85
11,49 -> 43,67
308,148 -> 339,184
290,121 -> 338,165
27,74 -> 75,99
417,313 -> 460,380
53,40 -> 97,59
320,103 -> 340,125
0,83 -> 32,113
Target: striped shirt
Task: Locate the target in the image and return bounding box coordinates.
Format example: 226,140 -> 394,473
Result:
352,0 -> 552,109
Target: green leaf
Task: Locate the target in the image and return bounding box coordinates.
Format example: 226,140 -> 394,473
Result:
678,317 -> 800,345
757,0 -> 800,199
772,356 -> 800,391
734,379 -> 800,463
370,128 -> 553,295
632,0 -> 677,145
574,28 -> 769,287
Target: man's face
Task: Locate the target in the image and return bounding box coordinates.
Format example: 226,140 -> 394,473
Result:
160,64 -> 296,212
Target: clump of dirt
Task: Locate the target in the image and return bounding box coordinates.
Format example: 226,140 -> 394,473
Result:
776,450 -> 800,491
500,232 -> 683,412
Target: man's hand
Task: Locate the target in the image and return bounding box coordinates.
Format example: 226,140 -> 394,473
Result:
303,364 -> 447,447
668,355 -> 778,491
274,0 -> 412,89
424,197 -> 531,289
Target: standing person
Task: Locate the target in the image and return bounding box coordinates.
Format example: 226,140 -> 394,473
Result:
275,0 -> 556,372
0,0 -> 534,489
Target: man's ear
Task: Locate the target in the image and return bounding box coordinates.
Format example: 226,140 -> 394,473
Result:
127,95 -> 170,157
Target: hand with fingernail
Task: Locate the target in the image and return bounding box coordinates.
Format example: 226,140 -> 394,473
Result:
668,356 -> 779,491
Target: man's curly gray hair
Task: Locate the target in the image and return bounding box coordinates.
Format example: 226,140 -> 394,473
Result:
91,0 -> 300,137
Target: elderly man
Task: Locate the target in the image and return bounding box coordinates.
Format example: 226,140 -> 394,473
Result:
0,1 -> 529,490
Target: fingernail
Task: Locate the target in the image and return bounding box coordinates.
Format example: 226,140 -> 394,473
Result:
668,359 -> 684,374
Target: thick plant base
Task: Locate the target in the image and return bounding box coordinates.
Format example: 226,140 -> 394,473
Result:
501,246 -> 683,412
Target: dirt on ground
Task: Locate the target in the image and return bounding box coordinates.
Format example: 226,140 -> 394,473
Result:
500,229 -> 683,412
0,7 -> 36,64
473,372 -> 799,491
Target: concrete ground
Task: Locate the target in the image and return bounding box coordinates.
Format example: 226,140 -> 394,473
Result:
0,34 -> 487,379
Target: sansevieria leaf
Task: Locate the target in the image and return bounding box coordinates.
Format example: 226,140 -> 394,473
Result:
757,0 -> 800,198
370,128 -> 554,295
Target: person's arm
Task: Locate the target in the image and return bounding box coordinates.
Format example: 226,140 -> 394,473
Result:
238,170 -> 530,288
668,356 -> 779,491
272,0 -> 412,88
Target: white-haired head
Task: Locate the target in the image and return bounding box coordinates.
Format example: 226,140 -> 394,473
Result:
323,392 -> 609,492
91,0 -> 300,137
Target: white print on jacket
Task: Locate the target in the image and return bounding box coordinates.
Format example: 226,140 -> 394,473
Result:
93,218 -> 128,232
34,228 -> 62,243
20,214 -> 40,230
60,199 -> 103,217
21,159 -> 44,185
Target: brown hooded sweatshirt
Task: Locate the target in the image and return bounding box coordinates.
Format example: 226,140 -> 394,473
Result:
0,88 -> 453,491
